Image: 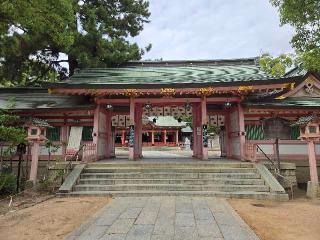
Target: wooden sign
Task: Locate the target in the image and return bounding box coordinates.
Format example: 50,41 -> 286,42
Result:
202,124 -> 208,147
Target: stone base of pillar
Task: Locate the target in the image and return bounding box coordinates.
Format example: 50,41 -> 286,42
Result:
306,181 -> 320,199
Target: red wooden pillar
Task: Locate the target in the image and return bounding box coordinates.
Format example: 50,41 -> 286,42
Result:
61,126 -> 68,159
93,105 -> 100,146
201,97 -> 208,160
151,130 -> 155,146
224,113 -> 231,158
121,130 -> 125,146
175,130 -> 179,146
192,103 -> 202,158
164,129 -> 167,145
105,110 -> 113,158
29,141 -> 40,184
134,103 -> 143,159
93,105 -> 106,160
308,140 -> 319,183
238,103 -> 245,160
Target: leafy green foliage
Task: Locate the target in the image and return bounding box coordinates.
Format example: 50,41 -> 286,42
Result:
37,169 -> 64,192
0,0 -> 151,86
263,0 -> 320,75
0,109 -> 26,145
0,173 -> 16,195
259,54 -> 293,77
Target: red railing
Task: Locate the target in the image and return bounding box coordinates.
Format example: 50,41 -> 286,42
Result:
244,142 -> 257,162
82,143 -> 97,162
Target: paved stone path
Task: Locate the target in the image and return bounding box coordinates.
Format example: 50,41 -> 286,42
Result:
65,197 -> 259,240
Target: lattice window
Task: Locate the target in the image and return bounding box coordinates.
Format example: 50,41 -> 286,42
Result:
46,126 -> 61,141
245,125 -> 264,140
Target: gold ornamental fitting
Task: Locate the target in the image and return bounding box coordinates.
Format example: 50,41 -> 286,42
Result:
196,87 -> 215,96
238,86 -> 253,92
48,88 -> 55,94
160,88 -> 176,97
124,89 -> 140,97
86,89 -> 99,96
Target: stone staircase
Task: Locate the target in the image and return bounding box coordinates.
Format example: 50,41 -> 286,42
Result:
63,161 -> 288,200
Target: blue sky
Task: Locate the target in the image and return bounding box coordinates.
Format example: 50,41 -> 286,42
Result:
134,0 -> 294,60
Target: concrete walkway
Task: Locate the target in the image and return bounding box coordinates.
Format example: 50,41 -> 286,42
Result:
65,197 -> 259,240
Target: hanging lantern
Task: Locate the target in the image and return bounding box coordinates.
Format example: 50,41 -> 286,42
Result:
106,104 -> 113,110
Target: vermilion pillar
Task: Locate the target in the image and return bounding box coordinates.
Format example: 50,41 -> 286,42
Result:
308,140 -> 319,183
134,103 -> 143,159
151,131 -> 155,146
224,113 -> 231,158
29,141 -> 40,184
192,103 -> 202,158
93,104 -> 110,160
238,103 -> 245,160
61,126 -> 68,159
105,110 -> 113,158
121,130 -> 125,146
175,130 -> 179,146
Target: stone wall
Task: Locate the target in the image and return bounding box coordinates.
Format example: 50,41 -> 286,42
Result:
264,162 -> 297,189
1,160 -> 56,180
283,160 -> 320,184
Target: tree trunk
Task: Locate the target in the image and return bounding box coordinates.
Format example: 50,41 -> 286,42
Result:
68,55 -> 78,76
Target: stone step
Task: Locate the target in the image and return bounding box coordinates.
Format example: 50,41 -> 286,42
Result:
63,190 -> 276,200
86,162 -> 254,168
73,184 -> 269,192
83,167 -> 257,174
78,178 -> 265,185
80,172 -> 261,179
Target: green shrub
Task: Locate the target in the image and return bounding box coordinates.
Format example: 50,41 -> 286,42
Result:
0,173 -> 16,195
37,169 -> 64,193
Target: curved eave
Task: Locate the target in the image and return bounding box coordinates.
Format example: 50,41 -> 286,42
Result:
9,105 -> 96,113
47,76 -> 303,89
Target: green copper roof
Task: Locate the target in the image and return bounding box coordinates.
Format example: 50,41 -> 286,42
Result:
55,58 -> 298,86
245,98 -> 320,108
0,89 -> 93,110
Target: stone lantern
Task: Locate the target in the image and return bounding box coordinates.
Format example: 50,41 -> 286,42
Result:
27,126 -> 47,142
293,114 -> 320,198
25,118 -> 50,185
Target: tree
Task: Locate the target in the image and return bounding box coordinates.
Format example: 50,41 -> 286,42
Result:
260,0 -> 320,76
0,104 -> 26,195
259,53 -> 293,77
0,109 -> 27,171
0,0 -> 151,86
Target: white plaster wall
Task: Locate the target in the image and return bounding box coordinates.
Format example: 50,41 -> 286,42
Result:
39,146 -> 62,155
257,144 -> 274,155
257,143 -> 320,155
279,144 -> 308,155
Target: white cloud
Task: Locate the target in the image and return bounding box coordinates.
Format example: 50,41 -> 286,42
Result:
133,0 -> 294,60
